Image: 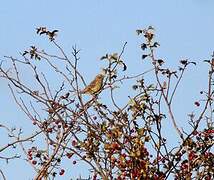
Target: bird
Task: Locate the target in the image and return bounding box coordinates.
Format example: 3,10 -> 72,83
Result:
80,74 -> 104,95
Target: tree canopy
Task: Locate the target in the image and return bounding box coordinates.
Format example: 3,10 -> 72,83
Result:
0,26 -> 213,180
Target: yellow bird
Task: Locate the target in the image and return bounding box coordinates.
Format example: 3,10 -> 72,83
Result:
81,74 -> 104,95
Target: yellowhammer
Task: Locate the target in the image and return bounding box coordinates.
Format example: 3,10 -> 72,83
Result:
81,74 -> 104,95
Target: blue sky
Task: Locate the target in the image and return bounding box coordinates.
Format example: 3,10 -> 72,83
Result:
1,0 -> 214,179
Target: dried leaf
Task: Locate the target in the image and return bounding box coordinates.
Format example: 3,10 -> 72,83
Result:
142,54 -> 148,59
136,29 -> 143,35
141,43 -> 147,50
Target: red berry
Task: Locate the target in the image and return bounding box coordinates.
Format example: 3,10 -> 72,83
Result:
72,140 -> 77,146
47,128 -> 53,133
32,160 -> 37,165
59,169 -> 65,176
73,160 -> 77,164
66,153 -> 73,159
194,101 -> 200,107
121,153 -> 126,158
193,131 -> 198,135
28,150 -> 32,156
93,174 -> 97,180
